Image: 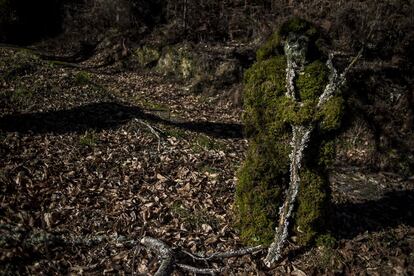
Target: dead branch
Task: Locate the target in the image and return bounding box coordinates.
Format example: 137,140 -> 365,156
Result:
133,119 -> 162,151
182,244 -> 265,261
140,236 -> 265,275
176,263 -> 222,275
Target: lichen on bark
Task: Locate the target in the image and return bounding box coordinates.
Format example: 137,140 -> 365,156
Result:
235,18 -> 343,250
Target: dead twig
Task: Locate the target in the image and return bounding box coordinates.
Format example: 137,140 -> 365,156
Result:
133,119 -> 162,151
176,263 -> 222,275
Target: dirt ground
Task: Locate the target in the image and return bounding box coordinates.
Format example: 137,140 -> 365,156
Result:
1,48 -> 413,275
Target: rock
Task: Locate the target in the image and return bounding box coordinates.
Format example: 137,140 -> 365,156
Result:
134,46 -> 161,68
156,43 -> 197,79
214,59 -> 242,86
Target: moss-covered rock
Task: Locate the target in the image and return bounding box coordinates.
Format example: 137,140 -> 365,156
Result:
133,46 -> 161,68
235,18 -> 343,247
156,44 -> 197,79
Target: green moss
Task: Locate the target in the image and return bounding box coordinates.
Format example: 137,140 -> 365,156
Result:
11,85 -> 33,106
79,131 -> 97,148
236,150 -> 283,245
236,18 -> 345,248
317,96 -> 344,131
74,71 -> 91,85
1,50 -> 40,81
243,56 -> 288,136
256,32 -> 282,62
279,17 -> 318,40
192,134 -> 225,152
294,168 -> 330,245
318,140 -> 336,167
170,201 -> 218,231
297,61 -> 329,101
156,44 -> 197,79
316,234 -> 337,248
134,46 -> 160,67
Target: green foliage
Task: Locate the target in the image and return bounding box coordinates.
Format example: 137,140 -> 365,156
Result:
134,46 -> 161,67
236,18 -> 344,247
235,140 -> 287,245
316,234 -> 337,248
11,85 -> 33,106
256,32 -> 282,62
317,96 -> 344,131
242,56 -> 288,136
74,71 -> 91,85
192,134 -> 224,152
79,131 -> 97,148
170,201 -> 218,231
279,17 -> 318,40
1,50 -> 39,82
156,44 -> 197,79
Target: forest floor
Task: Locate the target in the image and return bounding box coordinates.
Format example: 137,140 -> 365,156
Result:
1,48 -> 413,275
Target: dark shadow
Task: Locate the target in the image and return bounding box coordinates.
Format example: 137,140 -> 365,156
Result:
0,102 -> 243,139
331,189 -> 414,239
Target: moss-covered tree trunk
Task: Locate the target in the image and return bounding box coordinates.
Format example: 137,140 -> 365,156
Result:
235,18 -> 345,257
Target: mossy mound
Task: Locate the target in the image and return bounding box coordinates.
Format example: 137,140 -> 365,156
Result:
134,46 -> 161,68
235,18 -> 343,246
156,44 -> 197,79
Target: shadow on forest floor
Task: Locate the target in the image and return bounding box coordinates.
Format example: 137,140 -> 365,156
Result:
0,102 -> 243,139
331,189 -> 414,239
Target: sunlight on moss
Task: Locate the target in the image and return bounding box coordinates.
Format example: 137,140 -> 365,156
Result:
236,18 -> 344,247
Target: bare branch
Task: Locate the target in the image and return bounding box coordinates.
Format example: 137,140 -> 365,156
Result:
176,263 -> 221,275
133,119 -> 162,151
140,237 -> 264,275
182,244 -> 265,261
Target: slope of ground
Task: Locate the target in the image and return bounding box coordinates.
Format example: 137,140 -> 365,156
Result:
0,48 -> 413,275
